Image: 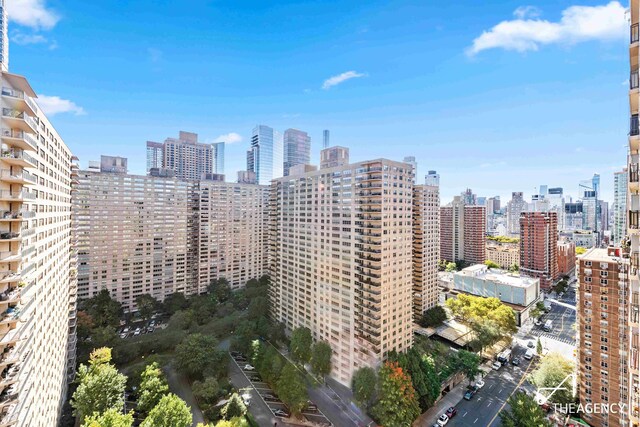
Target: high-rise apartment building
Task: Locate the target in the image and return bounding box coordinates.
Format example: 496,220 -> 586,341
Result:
75,166 -> 268,310
412,176 -> 440,320
507,192 -> 528,236
268,159 -> 414,385
197,181 -> 269,292
146,141 -> 163,173
323,130 -> 330,149
0,1 -> 7,72
614,169 -> 628,246
403,156 -> 417,183
248,125 -> 283,185
0,69 -> 76,425
557,239 -> 576,277
320,146 -> 349,169
440,196 -> 486,264
146,131 -> 224,180
461,188 -> 477,206
283,129 -> 310,177
576,247 -> 628,427
519,211 -> 558,289
627,5 -> 640,425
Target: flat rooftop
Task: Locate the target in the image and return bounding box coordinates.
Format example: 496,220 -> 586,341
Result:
579,247 -> 629,264
456,264 -> 538,288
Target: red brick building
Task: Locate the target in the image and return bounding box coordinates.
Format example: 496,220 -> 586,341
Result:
440,196 -> 486,265
557,239 -> 576,277
519,211 -> 558,289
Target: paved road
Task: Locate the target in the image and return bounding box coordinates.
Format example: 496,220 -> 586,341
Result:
530,302 -> 577,346
164,364 -> 205,427
446,346 -> 535,427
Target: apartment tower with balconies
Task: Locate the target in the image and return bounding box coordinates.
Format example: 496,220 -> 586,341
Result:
519,211 -> 558,290
268,159 -> 414,385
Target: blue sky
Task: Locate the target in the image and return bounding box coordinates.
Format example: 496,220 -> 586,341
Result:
6,0 -> 631,204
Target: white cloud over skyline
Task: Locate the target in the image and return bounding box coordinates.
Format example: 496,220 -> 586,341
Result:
36,95 -> 85,116
214,132 -> 242,144
322,71 -> 366,89
6,0 -> 59,30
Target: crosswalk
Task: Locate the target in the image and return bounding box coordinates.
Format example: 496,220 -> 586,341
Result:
530,329 -> 576,346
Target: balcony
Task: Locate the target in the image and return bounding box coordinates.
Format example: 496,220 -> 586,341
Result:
0,171 -> 35,186
632,164 -> 640,192
0,212 -> 33,223
0,234 -> 19,243
633,23 -> 639,45
0,366 -> 20,389
0,253 -> 20,264
0,130 -> 36,152
1,110 -> 36,134
1,88 -> 37,117
0,150 -> 36,169
0,192 -> 34,204
0,308 -> 20,326
0,273 -> 19,285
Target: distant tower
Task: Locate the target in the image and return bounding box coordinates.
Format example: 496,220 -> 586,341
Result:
0,0 -> 8,71
425,170 -> 439,186
403,156 -> 417,183
323,130 -> 330,149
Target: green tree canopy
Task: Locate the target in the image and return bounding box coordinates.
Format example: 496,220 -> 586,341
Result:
81,408 -> 134,427
137,362 -> 169,414
141,394 -> 192,427
175,333 -> 225,380
484,260 -> 501,269
276,363 -> 308,415
208,278 -> 232,303
230,320 -> 258,356
289,327 -> 312,364
135,294 -> 159,321
162,292 -> 189,315
445,262 -> 457,272
71,348 -> 127,420
247,296 -> 269,320
500,391 -> 552,427
351,367 -> 377,408
310,341 -> 332,379
371,362 -> 421,427
417,306 -> 448,328
508,263 -> 519,273
457,350 -> 481,385
220,393 -> 247,420
256,344 -> 284,386
82,289 -> 123,328
529,353 -> 574,405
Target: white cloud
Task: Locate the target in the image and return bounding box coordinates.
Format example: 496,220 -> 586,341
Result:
6,0 -> 59,30
214,132 -> 242,144
36,95 -> 85,116
322,71 -> 366,90
467,1 -> 627,56
513,5 -> 541,19
11,31 -> 47,45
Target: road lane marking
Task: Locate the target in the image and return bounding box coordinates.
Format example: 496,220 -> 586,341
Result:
487,402 -> 492,407
486,353 -> 536,426
463,411 -> 467,417
474,418 -> 479,423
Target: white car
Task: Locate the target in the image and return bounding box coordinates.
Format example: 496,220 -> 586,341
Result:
241,393 -> 251,407
492,361 -> 502,370
475,379 -> 485,389
243,364 -> 255,371
437,414 -> 449,426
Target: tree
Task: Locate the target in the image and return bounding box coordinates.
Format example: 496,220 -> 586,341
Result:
484,260 -> 501,269
389,348 -> 440,412
136,294 -> 159,321
508,263 -> 519,273
469,320 -> 502,354
247,296 -> 268,320
192,377 -> 222,405
529,353 -> 574,405
230,320 -> 257,356
82,289 -> 123,328
310,341 -> 332,380
72,348 -> 127,420
141,394 -> 192,427
257,345 -> 284,386
536,338 -> 543,356
81,408 -> 134,427
457,350 -> 481,385
208,278 -> 232,303
417,306 -> 448,328
530,302 -> 545,321
175,334 -> 225,380
213,417 -> 249,427
289,327 -> 312,364
371,362 -> 420,427
352,367 -> 377,408
77,310 -> 95,341
445,262 -> 457,272
268,321 -> 287,346
276,363 -> 308,415
138,362 -> 169,413
500,391 -> 552,427
220,393 -> 247,420
575,246 -> 587,255
162,292 -> 189,315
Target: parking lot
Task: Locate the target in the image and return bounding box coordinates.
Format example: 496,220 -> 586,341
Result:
229,351 -> 332,426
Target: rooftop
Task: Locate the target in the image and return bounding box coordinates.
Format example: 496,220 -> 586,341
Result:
579,247 -> 629,264
455,264 -> 538,288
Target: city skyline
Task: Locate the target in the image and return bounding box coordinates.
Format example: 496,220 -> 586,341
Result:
6,0 -> 628,204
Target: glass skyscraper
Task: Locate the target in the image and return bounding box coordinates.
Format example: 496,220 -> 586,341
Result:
283,128 -> 310,176
213,141 -> 225,174
248,125 -> 283,185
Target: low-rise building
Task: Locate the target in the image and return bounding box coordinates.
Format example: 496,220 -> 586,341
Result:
557,239 -> 576,277
486,241 -> 519,269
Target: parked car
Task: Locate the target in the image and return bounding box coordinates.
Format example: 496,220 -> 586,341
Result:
119,332 -> 128,339
274,409 -> 290,418
445,407 -> 457,418
249,375 -> 261,382
241,393 -> 251,407
437,414 -> 449,426
146,326 -> 155,333
133,328 -> 141,337
474,379 -> 485,389
534,318 -> 542,326
527,340 -> 535,348
524,349 -> 535,360
234,355 -> 247,362
305,401 -> 318,411
263,393 -> 280,402
230,351 -> 242,357
512,356 -> 521,366
492,361 -> 502,370
463,390 -> 475,400
243,364 -> 255,371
